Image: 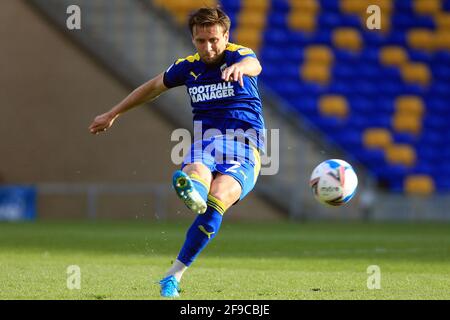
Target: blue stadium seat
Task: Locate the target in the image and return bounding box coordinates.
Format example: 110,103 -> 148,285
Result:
318,0 -> 340,12
263,29 -> 289,45
444,0 -> 450,11
339,15 -> 361,28
395,0 -> 414,13
423,114 -> 449,129
312,30 -> 333,45
384,31 -> 407,46
408,49 -> 432,64
425,97 -> 449,115
392,14 -> 435,30
271,0 -> 289,13
362,31 -> 385,47
326,82 -> 353,96
392,132 -> 416,145
219,0 -> 240,13
318,13 -> 342,30
267,12 -> 287,29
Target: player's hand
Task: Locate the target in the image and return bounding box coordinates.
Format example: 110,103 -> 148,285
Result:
88,112 -> 118,135
222,63 -> 244,87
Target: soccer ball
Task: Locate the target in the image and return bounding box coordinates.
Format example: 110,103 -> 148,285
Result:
309,159 -> 358,206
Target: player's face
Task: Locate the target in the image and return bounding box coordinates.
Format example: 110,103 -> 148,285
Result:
192,24 -> 229,65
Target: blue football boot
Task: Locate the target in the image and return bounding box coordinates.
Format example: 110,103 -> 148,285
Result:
172,170 -> 207,214
159,275 -> 180,298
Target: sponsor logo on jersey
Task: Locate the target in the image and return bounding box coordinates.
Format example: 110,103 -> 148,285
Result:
188,82 -> 235,103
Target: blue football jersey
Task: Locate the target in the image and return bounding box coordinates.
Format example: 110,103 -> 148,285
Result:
163,43 -> 265,151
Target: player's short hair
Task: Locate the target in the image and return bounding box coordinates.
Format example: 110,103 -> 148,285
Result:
188,7 -> 231,36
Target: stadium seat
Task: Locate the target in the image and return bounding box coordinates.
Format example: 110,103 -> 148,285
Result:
288,11 -> 317,33
434,30 -> 450,50
404,174 -> 435,195
237,11 -> 267,29
301,62 -> 331,84
318,95 -> 349,119
304,45 -> 334,64
290,0 -> 320,13
379,46 -> 409,67
407,29 -> 435,51
371,0 -> 394,13
435,13 -> 450,29
392,114 -> 423,135
340,0 -> 368,15
363,128 -> 392,149
400,62 -> 431,86
240,0 -> 269,11
288,0 -> 320,33
385,144 -> 417,167
392,132 -> 416,145
413,0 -> 442,15
395,95 -> 425,116
234,29 -> 262,52
153,0 -> 217,24
332,28 -> 363,52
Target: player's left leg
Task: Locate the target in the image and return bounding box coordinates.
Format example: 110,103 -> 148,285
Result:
176,173 -> 241,264
159,174 -> 241,298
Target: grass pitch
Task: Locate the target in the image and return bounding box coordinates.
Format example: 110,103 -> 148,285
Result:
0,220 -> 449,300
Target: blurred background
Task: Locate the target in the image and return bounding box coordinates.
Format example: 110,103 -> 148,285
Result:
2,0 -> 450,223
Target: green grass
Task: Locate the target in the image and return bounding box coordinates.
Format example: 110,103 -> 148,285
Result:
0,220 -> 449,299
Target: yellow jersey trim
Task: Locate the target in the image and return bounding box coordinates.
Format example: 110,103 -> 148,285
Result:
175,53 -> 200,65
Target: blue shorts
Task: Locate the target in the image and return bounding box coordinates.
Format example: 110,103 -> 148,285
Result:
181,136 -> 261,201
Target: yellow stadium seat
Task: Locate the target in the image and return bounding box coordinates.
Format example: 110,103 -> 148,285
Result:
407,29 -> 436,51
370,0 -> 394,13
318,95 -> 349,119
332,28 -> 362,52
238,11 -> 267,29
379,14 -> 392,33
434,31 -> 450,50
301,63 -> 331,84
363,128 -> 392,149
392,114 -> 423,135
395,96 -> 425,116
289,12 -> 316,33
234,29 -> 262,52
304,46 -> 334,65
290,0 -> 320,13
152,0 -> 218,24
413,0 -> 441,15
241,0 -> 270,11
379,46 -> 409,67
340,0 -> 369,15
385,144 -> 416,167
436,13 -> 450,30
401,63 -> 431,86
404,175 -> 435,195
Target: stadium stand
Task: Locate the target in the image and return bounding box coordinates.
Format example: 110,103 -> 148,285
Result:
152,0 -> 450,195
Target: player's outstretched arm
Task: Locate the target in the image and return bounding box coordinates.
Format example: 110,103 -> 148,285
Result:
89,72 -> 168,134
221,57 -> 262,87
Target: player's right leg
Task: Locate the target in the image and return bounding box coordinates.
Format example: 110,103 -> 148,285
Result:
172,162 -> 212,214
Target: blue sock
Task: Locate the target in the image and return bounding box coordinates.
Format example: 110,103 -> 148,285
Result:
177,195 -> 226,266
188,173 -> 209,202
